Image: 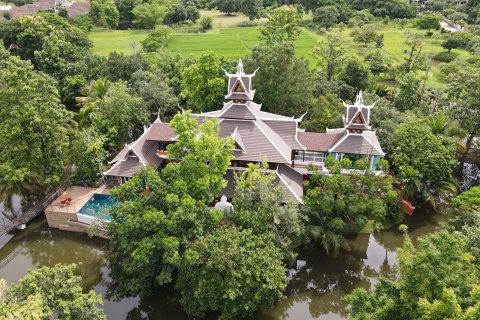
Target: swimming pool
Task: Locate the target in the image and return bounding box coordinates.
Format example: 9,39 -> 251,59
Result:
77,193 -> 118,223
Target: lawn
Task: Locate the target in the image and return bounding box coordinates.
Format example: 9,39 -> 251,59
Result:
89,15 -> 473,89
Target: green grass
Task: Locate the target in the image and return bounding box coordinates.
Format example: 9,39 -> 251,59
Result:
89,15 -> 474,89
89,28 -> 150,55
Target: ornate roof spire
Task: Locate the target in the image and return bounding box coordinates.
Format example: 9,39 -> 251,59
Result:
355,91 -> 364,107
236,59 -> 244,75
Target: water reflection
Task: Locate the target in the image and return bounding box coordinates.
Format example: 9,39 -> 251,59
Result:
0,211 -> 446,320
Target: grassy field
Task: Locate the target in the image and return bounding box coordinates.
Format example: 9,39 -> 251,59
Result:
89,12 -> 472,88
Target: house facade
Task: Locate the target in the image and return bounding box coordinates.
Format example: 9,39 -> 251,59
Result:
104,60 -> 384,203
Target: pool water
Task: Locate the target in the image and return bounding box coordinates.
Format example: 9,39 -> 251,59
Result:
78,193 -> 118,221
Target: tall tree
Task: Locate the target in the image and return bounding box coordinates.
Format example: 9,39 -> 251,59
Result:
259,6 -> 301,46
240,0 -> 263,20
92,81 -> 147,151
313,5 -> 339,29
347,229 -> 480,320
1,264 -> 105,319
0,55 -> 72,192
391,122 -> 457,200
180,51 -> 225,112
448,69 -> 480,173
176,227 -> 288,320
315,32 -> 346,81
108,113 -> 233,296
225,163 -> 305,262
245,42 -> 314,116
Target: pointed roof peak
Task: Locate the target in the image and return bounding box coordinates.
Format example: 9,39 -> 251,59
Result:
355,91 -> 364,107
236,59 -> 244,75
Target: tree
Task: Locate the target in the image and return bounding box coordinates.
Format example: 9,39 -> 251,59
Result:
92,81 -> 148,151
350,25 -> 382,47
259,6 -> 301,46
315,32 -> 346,81
0,264 -> 105,319
442,32 -> 472,52
415,14 -> 441,30
185,4 -> 200,23
394,72 -> 421,111
240,0 -> 263,21
391,122 -> 457,189
128,69 -> 178,118
69,129 -> 108,183
199,15 -> 213,30
216,0 -> 240,15
313,6 -> 339,29
301,93 -> 344,132
132,3 -> 169,29
164,3 -> 188,25
451,186 -> 480,211
114,0 -> 138,28
0,55 -> 72,192
108,113 -> 233,296
347,229 -> 480,320
245,42 -> 314,116
303,170 -> 400,253
339,58 -> 371,92
99,2 -> 120,29
365,50 -> 388,76
180,51 -> 226,112
448,69 -> 480,172
176,227 -> 288,320
163,112 -> 234,202
140,25 -> 171,52
402,34 -> 424,73
225,163 -> 305,262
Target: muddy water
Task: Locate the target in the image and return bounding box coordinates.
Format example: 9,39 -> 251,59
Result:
0,211 -> 446,320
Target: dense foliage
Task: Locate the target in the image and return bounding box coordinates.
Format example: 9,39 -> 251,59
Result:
0,264 -> 105,319
177,227 -> 288,320
304,169 -> 401,253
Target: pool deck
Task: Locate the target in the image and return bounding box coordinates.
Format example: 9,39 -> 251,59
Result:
44,186 -> 111,239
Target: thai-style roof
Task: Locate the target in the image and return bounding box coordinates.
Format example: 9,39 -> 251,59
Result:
297,132 -> 343,152
219,166 -> 303,203
104,156 -> 145,178
145,122 -> 176,141
329,132 -> 384,156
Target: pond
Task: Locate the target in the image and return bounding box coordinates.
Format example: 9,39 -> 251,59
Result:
0,210 -> 446,320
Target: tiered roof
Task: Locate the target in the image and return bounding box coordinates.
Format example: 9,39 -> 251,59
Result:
104,61 -> 385,202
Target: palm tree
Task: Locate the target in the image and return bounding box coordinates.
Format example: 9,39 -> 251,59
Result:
76,78 -> 111,107
423,178 -> 458,208
397,166 -> 423,200
425,112 -> 450,135
0,169 -> 40,219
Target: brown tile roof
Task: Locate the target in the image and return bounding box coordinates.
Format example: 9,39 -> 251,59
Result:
219,167 -> 303,203
329,133 -> 384,156
218,119 -> 290,163
297,132 -> 343,152
145,122 -> 175,141
263,120 -> 303,150
104,157 -> 144,177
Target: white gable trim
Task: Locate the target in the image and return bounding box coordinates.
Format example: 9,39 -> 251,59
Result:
275,165 -> 304,204
328,132 -> 349,153
362,132 -> 385,156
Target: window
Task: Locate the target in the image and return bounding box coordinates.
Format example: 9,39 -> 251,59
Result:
294,151 -> 325,164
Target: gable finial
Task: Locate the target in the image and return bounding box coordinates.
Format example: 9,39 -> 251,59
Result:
355,91 -> 364,106
237,59 -> 244,75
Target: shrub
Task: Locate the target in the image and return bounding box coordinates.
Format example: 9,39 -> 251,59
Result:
433,51 -> 458,63
354,158 -> 369,171
3,11 -> 10,20
341,157 -> 353,169
199,15 -> 213,30
72,14 -> 94,32
141,25 -> 172,52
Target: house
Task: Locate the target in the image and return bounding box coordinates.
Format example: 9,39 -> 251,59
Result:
104,60 -> 385,203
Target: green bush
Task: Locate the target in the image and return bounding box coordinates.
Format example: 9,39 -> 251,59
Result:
341,157 -> 352,169
433,51 -> 458,63
141,25 -> 172,52
199,15 -> 213,30
354,158 -> 369,170
72,14 -> 94,32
